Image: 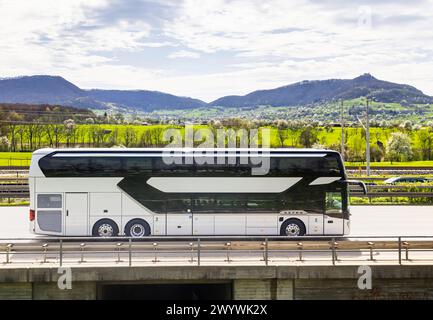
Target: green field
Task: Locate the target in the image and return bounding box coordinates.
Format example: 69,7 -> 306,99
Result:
346,161 -> 433,167
1,122 -> 433,166
0,152 -> 32,166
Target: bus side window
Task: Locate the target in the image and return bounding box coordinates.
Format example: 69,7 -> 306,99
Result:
37,194 -> 62,208
325,192 -> 342,214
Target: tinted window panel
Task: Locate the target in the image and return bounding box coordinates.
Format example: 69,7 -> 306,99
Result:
37,194 -> 62,208
39,152 -> 343,177
89,158 -> 123,176
246,199 -> 280,211
140,200 -> 166,213
125,157 -> 152,175
271,155 -> 341,175
166,198 -> 191,213
37,210 -> 62,232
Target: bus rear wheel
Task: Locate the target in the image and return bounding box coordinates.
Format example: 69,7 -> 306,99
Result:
92,219 -> 119,237
124,219 -> 151,238
280,219 -> 306,237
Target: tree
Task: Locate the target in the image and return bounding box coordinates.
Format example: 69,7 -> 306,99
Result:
63,119 -> 76,147
6,112 -> 24,151
417,129 -> 433,160
346,135 -> 365,162
387,132 -> 412,162
123,127 -> 137,147
0,136 -> 10,151
275,119 -> 289,147
399,120 -> 413,132
298,125 -> 318,148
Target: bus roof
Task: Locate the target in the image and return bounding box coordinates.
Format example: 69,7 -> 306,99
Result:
33,147 -> 340,156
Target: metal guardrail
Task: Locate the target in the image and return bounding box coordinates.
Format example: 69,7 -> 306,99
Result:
1,236 -> 433,267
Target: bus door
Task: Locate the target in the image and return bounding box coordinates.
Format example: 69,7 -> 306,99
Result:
324,192 -> 344,235
65,193 -> 89,236
192,197 -> 215,235
35,193 -> 63,235
166,198 -> 193,235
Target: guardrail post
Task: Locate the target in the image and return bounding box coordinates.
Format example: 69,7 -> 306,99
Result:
398,237 -> 402,265
152,242 -> 159,263
197,239 -> 201,266
403,241 -> 410,261
225,242 -> 232,262
79,243 -> 86,263
367,242 -> 375,261
330,238 -> 338,265
189,242 -> 195,263
116,243 -> 123,263
6,244 -> 13,264
42,243 -> 48,263
59,240 -> 63,267
297,242 -> 303,261
128,239 -> 132,267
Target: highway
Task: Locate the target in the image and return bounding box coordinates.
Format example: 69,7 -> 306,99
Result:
1,205 -> 433,238
1,205 -> 433,267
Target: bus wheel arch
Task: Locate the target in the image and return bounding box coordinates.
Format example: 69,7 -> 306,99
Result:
124,218 -> 151,238
280,218 -> 306,237
92,219 -> 119,237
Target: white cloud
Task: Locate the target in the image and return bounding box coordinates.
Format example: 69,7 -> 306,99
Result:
168,50 -> 201,59
1,0 -> 433,101
0,0 -> 151,73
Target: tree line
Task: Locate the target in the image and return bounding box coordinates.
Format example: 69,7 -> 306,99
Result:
0,113 -> 433,162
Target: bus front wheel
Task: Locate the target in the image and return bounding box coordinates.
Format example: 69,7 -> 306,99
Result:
124,219 -> 151,238
92,219 -> 119,237
280,219 -> 306,237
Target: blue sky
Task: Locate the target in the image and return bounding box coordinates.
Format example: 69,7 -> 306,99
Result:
1,0 -> 433,101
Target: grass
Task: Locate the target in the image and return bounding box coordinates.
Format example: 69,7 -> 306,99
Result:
346,161 -> 433,167
0,152 -> 32,166
0,200 -> 29,206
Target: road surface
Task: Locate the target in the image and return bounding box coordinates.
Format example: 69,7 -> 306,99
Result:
0,205 -> 432,238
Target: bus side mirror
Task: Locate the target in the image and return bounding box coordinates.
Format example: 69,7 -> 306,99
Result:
340,180 -> 368,195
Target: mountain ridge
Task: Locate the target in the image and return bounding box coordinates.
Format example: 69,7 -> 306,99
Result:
210,74 -> 433,107
0,75 -> 206,111
0,74 -> 432,111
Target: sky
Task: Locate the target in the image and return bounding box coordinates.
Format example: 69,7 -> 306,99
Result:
0,0 -> 433,102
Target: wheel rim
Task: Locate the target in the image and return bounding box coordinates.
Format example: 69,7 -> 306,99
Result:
130,224 -> 145,237
98,223 -> 114,237
285,223 -> 301,236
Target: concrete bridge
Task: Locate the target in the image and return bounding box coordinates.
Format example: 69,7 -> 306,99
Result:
2,264 -> 433,300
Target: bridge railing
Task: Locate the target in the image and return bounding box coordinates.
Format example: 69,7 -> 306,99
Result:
1,235 -> 433,267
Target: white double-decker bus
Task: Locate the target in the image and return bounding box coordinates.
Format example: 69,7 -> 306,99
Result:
29,148 -> 365,237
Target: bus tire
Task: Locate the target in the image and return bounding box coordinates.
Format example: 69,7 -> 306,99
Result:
92,219 -> 119,237
124,219 -> 151,238
280,219 -> 306,237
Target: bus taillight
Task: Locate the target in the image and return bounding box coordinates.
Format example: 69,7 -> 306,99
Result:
29,209 -> 35,221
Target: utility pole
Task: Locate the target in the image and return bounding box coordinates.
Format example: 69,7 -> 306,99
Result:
340,99 -> 345,161
366,98 -> 371,176
356,98 -> 371,176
